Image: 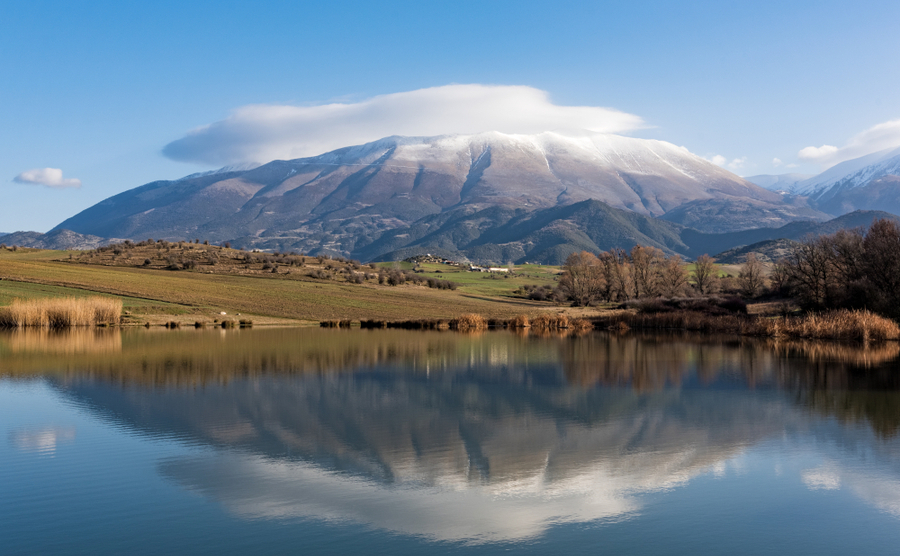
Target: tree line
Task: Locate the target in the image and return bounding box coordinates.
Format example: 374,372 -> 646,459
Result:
775,218 -> 900,319
557,246 -> 757,306
556,218 -> 900,321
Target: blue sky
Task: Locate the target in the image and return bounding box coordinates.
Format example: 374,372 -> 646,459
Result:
3,0 -> 900,232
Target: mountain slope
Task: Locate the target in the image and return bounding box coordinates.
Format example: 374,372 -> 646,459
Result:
357,200 -> 690,264
52,132 -> 823,255
794,146 -> 900,198
681,210 -> 900,257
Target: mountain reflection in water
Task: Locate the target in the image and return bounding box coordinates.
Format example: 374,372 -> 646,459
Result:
4,328 -> 900,543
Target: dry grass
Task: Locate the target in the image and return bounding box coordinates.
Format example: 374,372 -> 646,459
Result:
531,313 -> 570,330
0,297 -> 121,328
599,309 -> 899,342
508,314 -> 530,328
450,313 -> 488,331
570,318 -> 593,331
774,310 -> 899,342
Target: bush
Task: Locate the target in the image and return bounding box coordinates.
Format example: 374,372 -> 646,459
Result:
450,313 -> 488,331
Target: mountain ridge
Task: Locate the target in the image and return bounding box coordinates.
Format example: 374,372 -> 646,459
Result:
51,131 -> 826,257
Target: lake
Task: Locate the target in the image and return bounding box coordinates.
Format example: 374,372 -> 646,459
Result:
3,327 -> 900,555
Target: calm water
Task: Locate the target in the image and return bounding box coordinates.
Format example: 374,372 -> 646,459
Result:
3,328 -> 900,555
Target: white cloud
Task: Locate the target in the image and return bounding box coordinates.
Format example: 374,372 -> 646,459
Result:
798,144 -> 839,161
727,156 -> 747,171
707,154 -> 728,167
13,168 -> 81,189
163,84 -> 647,166
704,154 -> 745,171
798,118 -> 900,167
772,157 -> 783,167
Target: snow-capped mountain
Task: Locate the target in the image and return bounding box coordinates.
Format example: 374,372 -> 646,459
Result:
51,131 -> 824,257
794,145 -> 900,199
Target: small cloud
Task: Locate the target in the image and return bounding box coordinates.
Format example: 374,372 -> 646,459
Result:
798,117 -> 900,168
13,168 -> 81,189
727,157 -> 747,171
163,84 -> 647,166
707,154 -> 728,167
772,157 -> 783,167
798,144 -> 839,161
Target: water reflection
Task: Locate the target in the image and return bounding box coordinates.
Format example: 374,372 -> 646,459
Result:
8,426 -> 76,455
3,328 -> 122,355
4,328 -> 900,543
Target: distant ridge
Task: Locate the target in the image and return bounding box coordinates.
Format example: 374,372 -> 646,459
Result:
0,229 -> 119,250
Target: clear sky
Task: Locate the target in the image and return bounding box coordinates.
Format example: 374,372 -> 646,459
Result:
3,0 -> 900,232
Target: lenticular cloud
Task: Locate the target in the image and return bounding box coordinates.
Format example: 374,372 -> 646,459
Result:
163,84 -> 646,166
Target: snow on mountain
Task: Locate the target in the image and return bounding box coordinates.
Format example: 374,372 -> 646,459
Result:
744,173 -> 813,193
52,131 -> 824,255
794,146 -> 900,198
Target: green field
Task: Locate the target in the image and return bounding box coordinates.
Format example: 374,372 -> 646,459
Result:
378,262 -> 561,297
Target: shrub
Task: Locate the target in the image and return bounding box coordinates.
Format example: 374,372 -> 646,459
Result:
450,313 -> 488,331
509,314 -> 530,328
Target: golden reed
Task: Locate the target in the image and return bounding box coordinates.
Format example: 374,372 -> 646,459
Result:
450,313 -> 488,331
602,309 -> 899,342
0,297 -> 122,328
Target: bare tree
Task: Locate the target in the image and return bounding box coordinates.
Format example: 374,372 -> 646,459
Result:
738,253 -> 765,298
630,245 -> 664,298
598,249 -> 633,301
783,235 -> 832,308
692,254 -> 718,295
659,255 -> 689,297
558,251 -> 604,306
861,219 -> 900,318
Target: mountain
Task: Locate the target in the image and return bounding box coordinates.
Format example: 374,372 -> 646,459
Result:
681,210 -> 900,258
794,146 -> 900,198
760,147 -> 900,216
52,132 -> 825,258
712,239 -> 801,264
357,200 -> 690,264
745,173 -> 813,192
0,229 -> 118,250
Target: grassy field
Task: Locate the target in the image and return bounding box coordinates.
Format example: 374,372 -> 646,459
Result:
0,248 -> 567,324
380,261 -> 561,298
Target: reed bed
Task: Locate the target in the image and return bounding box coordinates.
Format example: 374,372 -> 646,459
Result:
386,319 -> 450,330
508,314 -> 530,328
599,309 -> 899,342
530,314 -> 570,330
570,318 -> 594,331
0,297 -> 121,328
450,313 -> 488,331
